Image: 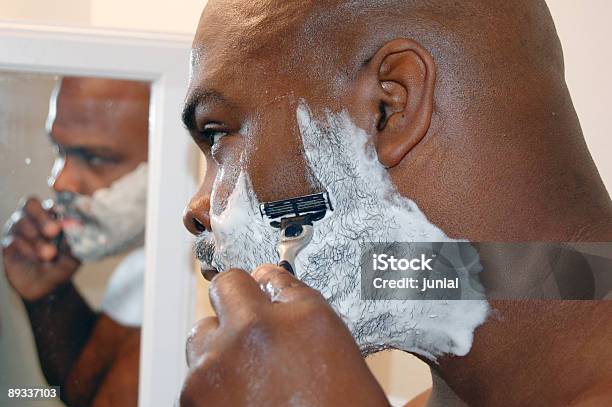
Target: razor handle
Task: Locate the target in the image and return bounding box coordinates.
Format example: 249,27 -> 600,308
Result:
277,224 -> 314,275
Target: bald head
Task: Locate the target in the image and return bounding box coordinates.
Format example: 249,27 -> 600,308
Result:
186,0 -> 612,244
197,0 -> 562,88
59,76 -> 150,99
54,77 -> 150,132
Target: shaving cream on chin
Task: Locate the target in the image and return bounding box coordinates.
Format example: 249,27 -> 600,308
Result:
56,163 -> 148,262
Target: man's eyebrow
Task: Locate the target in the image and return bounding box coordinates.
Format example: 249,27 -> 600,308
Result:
65,145 -> 119,156
48,132 -> 119,157
181,88 -> 226,131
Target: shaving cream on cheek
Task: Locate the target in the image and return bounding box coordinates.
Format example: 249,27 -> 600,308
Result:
57,163 -> 148,262
207,170 -> 279,272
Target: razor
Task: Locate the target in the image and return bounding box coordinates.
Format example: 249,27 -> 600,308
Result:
260,192 -> 333,274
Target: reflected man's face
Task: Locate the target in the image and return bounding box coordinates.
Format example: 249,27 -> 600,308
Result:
48,78 -> 150,197
45,77 -> 151,262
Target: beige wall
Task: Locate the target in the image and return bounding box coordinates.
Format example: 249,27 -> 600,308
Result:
0,0 -> 201,33
0,0 -> 202,33
90,0 -> 203,33
0,0 -> 91,25
548,0 -> 612,194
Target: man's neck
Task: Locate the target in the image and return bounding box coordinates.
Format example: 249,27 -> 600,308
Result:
426,299 -> 612,406
573,216 -> 612,241
424,217 -> 612,406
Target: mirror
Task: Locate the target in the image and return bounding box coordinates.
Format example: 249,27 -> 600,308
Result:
1,71 -> 150,406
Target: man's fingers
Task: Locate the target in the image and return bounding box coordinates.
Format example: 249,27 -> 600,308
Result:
252,264 -> 319,303
8,214 -> 58,262
22,198 -> 61,239
186,317 -> 219,368
55,248 -> 80,270
40,256 -> 78,283
7,237 -> 38,263
34,240 -> 58,262
13,217 -> 39,240
209,268 -> 268,323
252,263 -> 301,290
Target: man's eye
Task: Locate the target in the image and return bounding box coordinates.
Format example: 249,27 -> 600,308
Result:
77,151 -> 114,167
199,129 -> 227,147
86,156 -> 109,166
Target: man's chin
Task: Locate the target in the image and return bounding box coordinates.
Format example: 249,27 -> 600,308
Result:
198,261 -> 219,281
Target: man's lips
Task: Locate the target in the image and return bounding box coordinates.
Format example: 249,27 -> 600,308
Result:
59,218 -> 83,229
199,261 -> 219,281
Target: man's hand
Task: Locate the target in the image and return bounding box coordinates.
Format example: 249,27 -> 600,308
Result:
180,265 -> 389,407
2,197 -> 79,301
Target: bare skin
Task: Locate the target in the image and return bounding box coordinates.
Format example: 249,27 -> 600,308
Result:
181,266 -> 389,406
2,77 -> 149,406
181,0 -> 612,406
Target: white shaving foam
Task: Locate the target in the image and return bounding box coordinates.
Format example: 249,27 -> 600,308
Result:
295,104 -> 489,359
57,163 -> 148,262
209,170 -> 278,270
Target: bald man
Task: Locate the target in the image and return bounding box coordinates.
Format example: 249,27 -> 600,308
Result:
2,77 -> 149,407
179,1 -> 612,406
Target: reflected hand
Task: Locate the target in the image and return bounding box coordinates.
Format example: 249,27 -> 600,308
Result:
180,265 -> 389,407
2,197 -> 80,301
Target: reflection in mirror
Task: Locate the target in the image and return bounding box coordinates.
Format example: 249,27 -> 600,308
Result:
0,72 -> 150,406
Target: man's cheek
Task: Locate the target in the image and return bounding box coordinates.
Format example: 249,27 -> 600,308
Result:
210,134 -> 243,167
210,171 -> 256,239
245,145 -> 319,204
209,161 -> 243,218
208,170 -> 279,272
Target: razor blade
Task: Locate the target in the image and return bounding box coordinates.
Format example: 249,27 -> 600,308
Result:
259,192 -> 333,228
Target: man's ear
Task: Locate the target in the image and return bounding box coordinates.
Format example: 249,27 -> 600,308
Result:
368,39 -> 436,168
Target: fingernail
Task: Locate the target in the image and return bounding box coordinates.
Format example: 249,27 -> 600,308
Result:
39,243 -> 57,261
43,222 -> 60,238
251,263 -> 279,278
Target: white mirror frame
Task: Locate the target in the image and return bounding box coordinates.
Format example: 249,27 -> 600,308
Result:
0,22 -> 197,406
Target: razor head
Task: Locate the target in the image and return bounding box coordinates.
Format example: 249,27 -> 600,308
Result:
260,192 -> 333,228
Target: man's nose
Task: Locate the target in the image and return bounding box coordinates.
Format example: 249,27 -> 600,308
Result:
50,161 -> 81,195
183,194 -> 211,235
